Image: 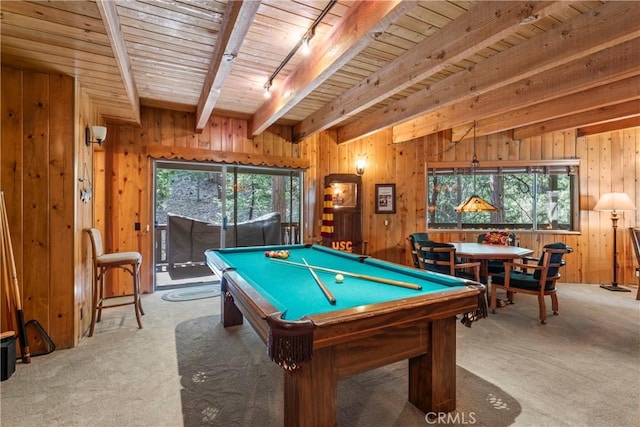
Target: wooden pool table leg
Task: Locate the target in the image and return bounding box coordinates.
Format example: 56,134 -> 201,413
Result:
220,277 -> 243,327
408,317 -> 456,414
283,346 -> 337,427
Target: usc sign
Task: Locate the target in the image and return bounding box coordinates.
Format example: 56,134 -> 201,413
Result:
331,240 -> 353,252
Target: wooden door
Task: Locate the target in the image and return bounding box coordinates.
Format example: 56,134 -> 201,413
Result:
323,174 -> 363,254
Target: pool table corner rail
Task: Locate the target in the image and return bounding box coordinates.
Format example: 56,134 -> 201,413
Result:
266,313 -> 314,372
459,281 -> 488,327
204,248 -> 235,275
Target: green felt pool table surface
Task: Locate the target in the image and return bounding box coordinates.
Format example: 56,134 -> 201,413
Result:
206,244 -> 468,320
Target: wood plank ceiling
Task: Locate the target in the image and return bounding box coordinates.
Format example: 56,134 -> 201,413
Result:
1,0 -> 639,143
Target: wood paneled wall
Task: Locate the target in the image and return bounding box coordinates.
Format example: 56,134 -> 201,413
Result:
0,67 -> 89,349
310,127 -> 640,286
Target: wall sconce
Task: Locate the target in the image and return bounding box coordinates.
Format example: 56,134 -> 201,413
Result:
85,126 -> 107,147
355,160 -> 366,175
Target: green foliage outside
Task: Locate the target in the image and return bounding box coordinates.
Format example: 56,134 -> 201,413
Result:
155,168 -> 301,226
428,172 -> 574,230
155,169 -> 173,207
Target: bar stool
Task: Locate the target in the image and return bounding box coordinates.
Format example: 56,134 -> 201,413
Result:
86,228 -> 144,336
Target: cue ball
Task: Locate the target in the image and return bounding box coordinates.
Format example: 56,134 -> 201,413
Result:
335,274 -> 344,283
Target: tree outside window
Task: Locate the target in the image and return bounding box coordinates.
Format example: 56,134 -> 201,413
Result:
427,160 -> 579,231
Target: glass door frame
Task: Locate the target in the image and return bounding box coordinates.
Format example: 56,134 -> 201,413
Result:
152,159 -> 303,289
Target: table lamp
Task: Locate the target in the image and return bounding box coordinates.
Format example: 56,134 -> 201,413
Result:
594,192 -> 637,291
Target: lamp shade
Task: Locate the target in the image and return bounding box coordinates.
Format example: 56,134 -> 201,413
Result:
455,195 -> 498,212
92,126 -> 107,142
593,192 -> 636,212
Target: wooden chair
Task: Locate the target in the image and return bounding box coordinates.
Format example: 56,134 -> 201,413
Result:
630,228 -> 640,300
86,228 -> 144,336
416,241 -> 480,282
477,231 -> 517,277
490,242 -> 572,324
407,232 -> 429,268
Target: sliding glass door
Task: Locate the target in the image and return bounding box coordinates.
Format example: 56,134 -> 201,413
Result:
153,161 -> 302,288
226,166 -> 301,247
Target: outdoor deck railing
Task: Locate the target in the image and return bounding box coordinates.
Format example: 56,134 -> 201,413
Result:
154,222 -> 300,272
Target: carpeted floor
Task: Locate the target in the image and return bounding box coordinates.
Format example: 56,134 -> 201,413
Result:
174,314 -> 522,427
1,283 -> 639,427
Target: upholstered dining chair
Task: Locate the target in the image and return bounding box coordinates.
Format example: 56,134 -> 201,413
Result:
86,228 -> 144,336
416,241 -> 480,282
407,232 -> 429,268
490,242 -> 572,324
477,231 -> 517,277
630,228 -> 640,300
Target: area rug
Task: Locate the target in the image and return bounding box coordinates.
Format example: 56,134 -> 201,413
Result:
161,283 -> 220,302
175,315 -> 522,427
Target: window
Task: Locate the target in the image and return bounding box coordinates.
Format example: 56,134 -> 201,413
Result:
155,161 -> 301,229
426,160 -> 580,231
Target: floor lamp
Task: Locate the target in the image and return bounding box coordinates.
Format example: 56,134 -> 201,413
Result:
594,192 -> 637,291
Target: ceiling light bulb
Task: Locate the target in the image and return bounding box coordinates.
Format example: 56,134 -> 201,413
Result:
263,81 -> 272,99
301,37 -> 311,55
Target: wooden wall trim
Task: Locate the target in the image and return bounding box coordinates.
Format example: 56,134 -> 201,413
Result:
144,144 -> 310,169
428,159 -> 581,169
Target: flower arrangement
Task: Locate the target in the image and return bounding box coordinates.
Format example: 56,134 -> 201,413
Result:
482,231 -> 513,246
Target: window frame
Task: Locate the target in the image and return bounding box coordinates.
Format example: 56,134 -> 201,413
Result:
425,159 -> 581,232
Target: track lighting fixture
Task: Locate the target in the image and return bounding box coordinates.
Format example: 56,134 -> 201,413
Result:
261,0 -> 336,95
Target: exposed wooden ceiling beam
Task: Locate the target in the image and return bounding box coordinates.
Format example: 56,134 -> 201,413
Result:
394,37 -> 640,143
513,100 -> 640,139
337,1 -> 640,144
141,98 -> 197,113
248,0 -> 417,137
195,0 -> 261,132
576,116 -> 640,137
95,0 -> 140,125
292,1 -> 564,143
467,76 -> 640,138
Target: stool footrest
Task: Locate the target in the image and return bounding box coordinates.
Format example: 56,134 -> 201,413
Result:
96,300 -> 137,309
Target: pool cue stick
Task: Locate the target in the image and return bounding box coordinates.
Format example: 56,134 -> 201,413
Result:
0,192 -> 31,363
272,258 -> 422,290
302,258 -> 336,304
1,220 -> 16,333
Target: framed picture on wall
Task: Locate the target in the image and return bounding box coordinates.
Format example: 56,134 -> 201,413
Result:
330,182 -> 358,208
375,184 -> 396,214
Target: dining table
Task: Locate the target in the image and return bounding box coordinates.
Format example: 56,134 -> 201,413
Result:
450,242 -> 534,284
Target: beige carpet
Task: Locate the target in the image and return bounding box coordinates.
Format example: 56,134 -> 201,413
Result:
1,283 -> 639,426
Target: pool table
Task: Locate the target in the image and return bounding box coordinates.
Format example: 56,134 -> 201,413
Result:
205,244 -> 484,427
